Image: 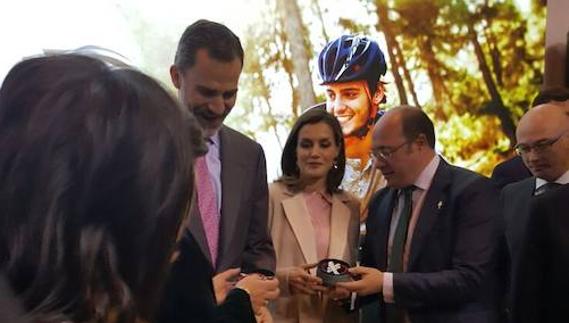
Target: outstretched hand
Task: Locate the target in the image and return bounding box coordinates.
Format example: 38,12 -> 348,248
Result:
237,274 -> 280,315
335,266 -> 383,296
288,263 -> 327,295
213,268 -> 241,304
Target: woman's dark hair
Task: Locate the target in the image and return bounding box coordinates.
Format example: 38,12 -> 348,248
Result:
0,54 -> 205,322
277,108 -> 346,193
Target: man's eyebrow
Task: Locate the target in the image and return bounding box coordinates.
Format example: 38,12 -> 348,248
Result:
340,87 -> 361,92
196,85 -> 218,94
223,89 -> 238,95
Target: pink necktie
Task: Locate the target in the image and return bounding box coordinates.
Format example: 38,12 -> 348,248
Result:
195,156 -> 219,268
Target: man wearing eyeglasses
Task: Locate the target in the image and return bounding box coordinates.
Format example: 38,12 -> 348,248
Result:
491,87 -> 569,189
336,106 -> 500,323
511,159 -> 569,323
500,102 -> 569,322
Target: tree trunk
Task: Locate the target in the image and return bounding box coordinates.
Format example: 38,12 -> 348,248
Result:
376,1 -> 408,104
468,23 -> 517,146
276,17 -> 299,118
420,37 -> 447,105
311,0 -> 330,44
393,37 -> 421,108
276,0 -> 316,111
417,37 -> 448,120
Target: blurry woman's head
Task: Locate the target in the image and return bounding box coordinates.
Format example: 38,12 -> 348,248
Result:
0,54 -> 205,322
279,108 -> 345,193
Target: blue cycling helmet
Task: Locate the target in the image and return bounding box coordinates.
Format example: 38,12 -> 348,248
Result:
318,35 -> 387,95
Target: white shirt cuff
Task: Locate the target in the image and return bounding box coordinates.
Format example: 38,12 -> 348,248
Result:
382,272 -> 394,303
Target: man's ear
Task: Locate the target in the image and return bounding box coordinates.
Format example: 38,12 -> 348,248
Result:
170,65 -> 181,89
415,134 -> 428,148
372,83 -> 385,106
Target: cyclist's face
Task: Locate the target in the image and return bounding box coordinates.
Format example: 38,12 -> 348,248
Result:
325,81 -> 374,137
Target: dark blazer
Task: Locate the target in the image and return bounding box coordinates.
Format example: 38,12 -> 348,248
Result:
491,156 -> 531,190
511,184 -> 569,323
361,159 -> 500,323
157,234 -> 255,323
499,177 -> 536,316
501,177 -> 536,264
188,125 -> 275,273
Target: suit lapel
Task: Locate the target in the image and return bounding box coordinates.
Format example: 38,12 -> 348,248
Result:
408,161 -> 451,267
372,189 -> 397,269
218,127 -> 244,267
282,194 -> 319,265
187,191 -> 213,265
505,177 -> 536,257
328,194 -> 351,260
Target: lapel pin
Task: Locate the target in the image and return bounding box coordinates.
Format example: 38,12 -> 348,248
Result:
437,200 -> 443,210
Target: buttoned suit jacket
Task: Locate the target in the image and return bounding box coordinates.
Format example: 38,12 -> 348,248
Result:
361,159 -> 500,323
188,125 -> 276,273
511,184 -> 569,323
268,182 -> 360,323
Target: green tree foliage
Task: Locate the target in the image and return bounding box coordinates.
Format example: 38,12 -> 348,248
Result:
233,0 -> 545,176
120,0 -> 542,178
228,2 -> 299,148
361,0 -> 545,175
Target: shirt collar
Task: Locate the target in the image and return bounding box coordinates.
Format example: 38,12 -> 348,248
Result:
536,168 -> 569,189
412,155 -> 440,191
303,190 -> 333,205
207,131 -> 220,147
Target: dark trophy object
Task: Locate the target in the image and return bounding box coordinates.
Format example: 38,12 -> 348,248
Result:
316,258 -> 352,287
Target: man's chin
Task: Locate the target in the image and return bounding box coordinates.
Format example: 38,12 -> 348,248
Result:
196,119 -> 222,137
203,126 -> 221,138
340,125 -> 356,137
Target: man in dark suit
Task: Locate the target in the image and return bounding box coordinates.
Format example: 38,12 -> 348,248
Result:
160,19 -> 276,320
511,184 -> 569,323
500,103 -> 569,320
337,106 -> 500,323
490,156 -> 531,190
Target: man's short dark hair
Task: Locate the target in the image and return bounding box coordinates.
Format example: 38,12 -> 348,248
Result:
398,105 -> 436,149
532,87 -> 569,107
174,19 -> 244,71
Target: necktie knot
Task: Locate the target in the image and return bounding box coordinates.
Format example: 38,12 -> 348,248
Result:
401,185 -> 416,198
535,182 -> 562,196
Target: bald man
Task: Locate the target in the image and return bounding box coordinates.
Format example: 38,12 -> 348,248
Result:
337,106 -> 500,323
491,87 -> 569,189
500,103 -> 569,320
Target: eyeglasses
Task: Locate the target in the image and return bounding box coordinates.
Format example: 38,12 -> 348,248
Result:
372,141 -> 409,160
514,131 -> 567,156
